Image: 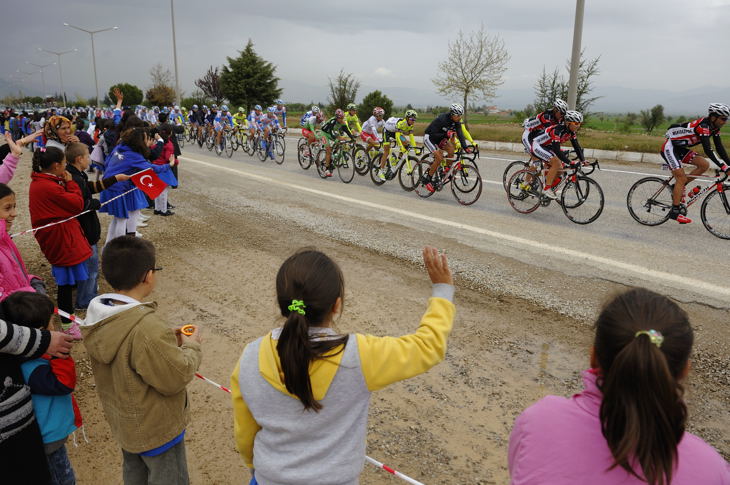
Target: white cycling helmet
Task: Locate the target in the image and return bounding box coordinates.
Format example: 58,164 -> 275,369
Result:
221,105 -> 228,111
564,110 -> 583,123
311,105 -> 320,114
254,104 -> 262,111
449,103 -> 464,116
553,99 -> 569,114
708,103 -> 730,118
268,106 -> 276,113
275,99 -> 284,105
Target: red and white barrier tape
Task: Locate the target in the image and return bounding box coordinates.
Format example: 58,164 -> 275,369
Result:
10,186 -> 139,239
54,307 -> 86,325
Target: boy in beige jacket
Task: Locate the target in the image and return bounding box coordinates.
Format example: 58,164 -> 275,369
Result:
83,235 -> 202,485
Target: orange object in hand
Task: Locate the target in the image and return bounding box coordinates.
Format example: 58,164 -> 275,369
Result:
181,325 -> 196,336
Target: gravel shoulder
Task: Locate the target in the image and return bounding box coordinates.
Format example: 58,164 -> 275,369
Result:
6,150 -> 728,484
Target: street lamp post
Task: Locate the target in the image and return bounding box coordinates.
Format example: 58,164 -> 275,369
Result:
26,61 -> 54,100
64,23 -> 119,107
170,0 -> 181,106
567,0 -> 586,110
38,48 -> 77,108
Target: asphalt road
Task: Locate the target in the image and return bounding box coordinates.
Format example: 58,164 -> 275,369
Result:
179,135 -> 730,310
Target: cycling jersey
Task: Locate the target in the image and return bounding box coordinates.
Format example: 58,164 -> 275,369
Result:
361,115 -> 384,142
260,114 -> 280,130
233,113 -> 248,128
424,113 -> 468,149
213,112 -> 233,131
274,106 -> 287,127
248,111 -> 263,129
662,117 -> 730,169
300,111 -> 314,127
383,117 -> 416,149
345,113 -> 362,133
530,124 -> 584,164
303,115 -> 321,133
321,117 -> 354,139
205,110 -> 216,124
523,110 -> 560,132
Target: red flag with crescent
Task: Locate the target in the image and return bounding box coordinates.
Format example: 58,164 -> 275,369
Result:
130,168 -> 167,199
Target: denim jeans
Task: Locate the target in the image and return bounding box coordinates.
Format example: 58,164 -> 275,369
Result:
75,243 -> 99,309
47,444 -> 76,485
122,440 -> 189,485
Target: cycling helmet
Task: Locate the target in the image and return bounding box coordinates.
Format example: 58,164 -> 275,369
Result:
373,106 -> 385,117
221,105 -> 228,111
311,105 -> 320,114
708,102 -> 730,118
254,104 -> 262,111
268,106 -> 276,113
275,99 -> 284,105
564,110 -> 583,123
211,104 -> 218,109
334,108 -> 345,119
192,104 -> 198,109
553,99 -> 569,114
405,109 -> 418,119
449,103 -> 464,116
202,105 -> 208,109
238,107 -> 244,112
346,103 -> 357,110
174,105 -> 179,110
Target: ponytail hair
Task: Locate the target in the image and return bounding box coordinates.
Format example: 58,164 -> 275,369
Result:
275,248 -> 347,411
595,288 -> 693,485
32,147 -> 64,173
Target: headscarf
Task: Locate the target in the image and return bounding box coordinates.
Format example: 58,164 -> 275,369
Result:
43,115 -> 71,145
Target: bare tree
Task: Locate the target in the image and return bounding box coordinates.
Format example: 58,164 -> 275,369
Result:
327,69 -> 360,111
195,66 -> 225,105
432,25 -> 510,125
531,51 -> 601,115
150,63 -> 173,88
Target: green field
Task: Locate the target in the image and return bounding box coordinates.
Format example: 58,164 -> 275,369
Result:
289,111 -> 729,154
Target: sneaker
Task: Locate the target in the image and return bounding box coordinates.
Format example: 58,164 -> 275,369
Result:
136,221 -> 148,228
325,169 -> 334,178
61,321 -> 83,341
669,210 -> 692,224
154,210 -> 175,216
425,181 -> 436,193
543,188 -> 559,200
139,214 -> 151,222
377,169 -> 386,181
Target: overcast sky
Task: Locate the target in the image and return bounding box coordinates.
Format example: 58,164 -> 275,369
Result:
2,0 -> 729,112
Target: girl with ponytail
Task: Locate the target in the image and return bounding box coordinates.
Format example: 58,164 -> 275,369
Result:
509,288 -> 729,484
231,247 -> 456,485
28,147 -> 91,338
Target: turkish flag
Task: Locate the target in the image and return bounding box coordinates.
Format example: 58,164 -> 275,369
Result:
130,168 -> 167,199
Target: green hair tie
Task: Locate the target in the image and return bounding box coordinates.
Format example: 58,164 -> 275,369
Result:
634,329 -> 664,348
288,299 -> 306,316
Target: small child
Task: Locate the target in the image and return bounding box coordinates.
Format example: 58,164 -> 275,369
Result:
508,288 -> 730,484
65,142 -> 129,309
149,125 -> 178,216
84,235 -> 202,485
231,247 -> 455,485
3,291 -> 81,485
29,147 -> 91,338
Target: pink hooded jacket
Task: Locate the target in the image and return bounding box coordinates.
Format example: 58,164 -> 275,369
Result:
0,219 -> 36,300
509,369 -> 730,485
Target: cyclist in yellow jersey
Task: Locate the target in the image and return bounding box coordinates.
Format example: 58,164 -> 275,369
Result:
233,107 -> 249,129
377,110 -> 418,180
454,124 -> 475,151
344,103 -> 362,136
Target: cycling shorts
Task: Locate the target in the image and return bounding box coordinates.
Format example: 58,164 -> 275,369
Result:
530,139 -> 557,162
660,140 -> 697,170
302,128 -> 315,139
521,129 -> 531,154
360,131 -> 379,144
423,134 -> 449,152
382,130 -> 397,146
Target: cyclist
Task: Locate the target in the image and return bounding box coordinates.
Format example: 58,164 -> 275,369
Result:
377,110 -> 418,180
320,108 -> 356,177
421,103 -> 473,193
233,107 -> 248,130
522,99 -> 568,156
273,99 -> 287,129
248,104 -> 264,140
190,104 -> 201,138
301,106 -> 322,146
260,107 -> 282,159
528,110 -> 586,200
661,102 -> 730,224
344,103 -> 362,136
214,105 -> 234,150
361,107 -> 385,151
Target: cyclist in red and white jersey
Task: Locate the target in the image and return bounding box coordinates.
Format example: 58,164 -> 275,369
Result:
522,99 -> 568,155
529,110 -> 586,199
661,103 -> 730,224
361,107 -> 385,149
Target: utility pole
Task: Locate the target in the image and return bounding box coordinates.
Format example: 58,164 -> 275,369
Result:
38,48 -> 77,108
567,0 -> 585,110
171,0 -> 181,106
26,62 -> 53,100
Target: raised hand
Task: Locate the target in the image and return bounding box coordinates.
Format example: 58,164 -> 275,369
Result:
422,246 -> 453,285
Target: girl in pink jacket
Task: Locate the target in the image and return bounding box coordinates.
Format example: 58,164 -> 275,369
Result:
509,288 -> 729,485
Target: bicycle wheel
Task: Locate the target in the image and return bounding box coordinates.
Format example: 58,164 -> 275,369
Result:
398,156 -> 421,192
337,150 -> 355,183
701,189 -> 730,239
214,136 -> 223,156
506,169 -> 542,214
274,140 -> 285,165
257,139 -> 268,162
297,140 -> 312,169
225,135 -> 234,158
451,161 -> 483,206
503,160 -> 529,192
352,146 -> 369,175
414,160 -> 436,198
561,176 -> 604,224
369,156 -> 386,186
246,135 -> 257,156
626,177 -> 673,226
206,133 -> 215,150
177,133 -> 185,149
315,149 -> 328,179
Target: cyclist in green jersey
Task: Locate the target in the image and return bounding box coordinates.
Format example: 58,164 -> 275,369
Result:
233,107 -> 248,129
344,103 -> 362,136
320,109 -> 356,177
377,110 -> 418,180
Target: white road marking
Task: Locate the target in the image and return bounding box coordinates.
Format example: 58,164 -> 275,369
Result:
181,155 -> 730,299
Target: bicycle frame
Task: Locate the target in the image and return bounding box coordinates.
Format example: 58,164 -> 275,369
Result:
647,170 -> 728,211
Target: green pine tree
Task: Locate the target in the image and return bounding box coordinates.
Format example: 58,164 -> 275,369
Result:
358,90 -> 393,120
220,40 -> 282,112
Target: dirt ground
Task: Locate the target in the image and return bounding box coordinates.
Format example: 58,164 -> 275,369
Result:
7,159 -> 728,484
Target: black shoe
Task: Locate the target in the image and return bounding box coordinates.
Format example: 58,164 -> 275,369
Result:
154,210 -> 175,216
167,203 -> 176,209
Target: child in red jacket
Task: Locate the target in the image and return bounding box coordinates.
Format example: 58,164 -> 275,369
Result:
29,147 -> 91,338
151,125 -> 178,216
